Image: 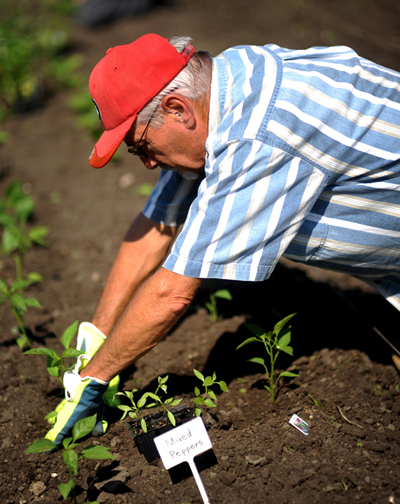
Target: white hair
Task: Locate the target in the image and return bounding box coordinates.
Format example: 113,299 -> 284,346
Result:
136,36 -> 212,128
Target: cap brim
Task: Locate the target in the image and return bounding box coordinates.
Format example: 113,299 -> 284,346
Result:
89,115 -> 136,168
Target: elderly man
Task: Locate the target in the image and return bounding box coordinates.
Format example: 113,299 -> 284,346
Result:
46,33 -> 400,445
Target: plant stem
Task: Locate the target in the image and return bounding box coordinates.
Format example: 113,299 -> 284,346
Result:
10,305 -> 30,348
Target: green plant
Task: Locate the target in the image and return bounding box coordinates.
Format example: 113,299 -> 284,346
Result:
114,388 -> 148,432
24,320 -> 83,420
143,375 -> 183,426
0,271 -> 42,349
24,320 -> 81,383
0,180 -> 49,279
236,313 -> 298,402
205,281 -> 232,322
68,88 -> 103,139
192,369 -> 228,417
115,375 -> 183,432
0,0 -> 78,112
26,413 -> 114,504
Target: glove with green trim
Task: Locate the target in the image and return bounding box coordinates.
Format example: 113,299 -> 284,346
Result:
45,358 -> 109,447
47,322 -> 120,426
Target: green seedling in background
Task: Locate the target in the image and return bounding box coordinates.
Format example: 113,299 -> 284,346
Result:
26,414 -> 114,504
205,281 -> 232,322
0,0 -> 80,115
0,180 -> 48,349
193,369 -> 228,417
0,180 -> 49,280
68,88 -> 104,139
236,313 -> 298,403
0,272 -> 42,349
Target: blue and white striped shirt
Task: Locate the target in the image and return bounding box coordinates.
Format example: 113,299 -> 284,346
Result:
143,44 -> 400,311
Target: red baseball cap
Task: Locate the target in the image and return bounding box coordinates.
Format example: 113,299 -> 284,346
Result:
88,34 -> 195,168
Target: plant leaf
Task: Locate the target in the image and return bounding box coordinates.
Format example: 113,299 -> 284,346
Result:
248,357 -> 265,366
10,292 -> 27,312
24,347 -> 58,359
208,390 -> 217,401
273,313 -> 296,337
194,386 -> 200,396
167,410 -> 176,426
24,297 -> 41,308
245,324 -> 267,338
276,330 -> 291,349
72,414 -> 97,442
63,449 -> 78,475
26,271 -> 43,283
60,320 -> 79,350
193,369 -> 204,382
218,380 -> 229,393
137,396 -> 147,408
214,289 -> 232,300
236,336 -> 260,350
26,438 -> 56,454
204,376 -> 214,387
278,371 -> 298,379
81,445 -> 115,460
59,479 -> 74,499
280,345 -> 294,356
140,418 -> 147,433
62,348 -> 84,359
204,398 -> 216,408
0,278 -> 9,295
47,366 -> 61,378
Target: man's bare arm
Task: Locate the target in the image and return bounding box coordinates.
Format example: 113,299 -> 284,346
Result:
91,212 -> 178,335
81,267 -> 203,381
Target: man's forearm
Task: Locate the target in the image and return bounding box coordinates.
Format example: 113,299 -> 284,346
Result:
81,267 -> 203,381
91,213 -> 177,335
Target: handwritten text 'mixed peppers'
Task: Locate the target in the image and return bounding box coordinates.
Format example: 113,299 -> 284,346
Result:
164,428 -> 204,459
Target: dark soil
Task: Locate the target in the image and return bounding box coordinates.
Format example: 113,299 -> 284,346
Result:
1,0 -> 400,503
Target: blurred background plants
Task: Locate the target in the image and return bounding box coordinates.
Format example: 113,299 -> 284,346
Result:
0,180 -> 49,349
0,0 -> 83,137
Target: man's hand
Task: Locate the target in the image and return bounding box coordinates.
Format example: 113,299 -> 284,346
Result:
45,367 -> 109,447
46,322 -> 120,428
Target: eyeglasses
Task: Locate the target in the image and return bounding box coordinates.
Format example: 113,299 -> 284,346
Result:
127,113 -> 154,159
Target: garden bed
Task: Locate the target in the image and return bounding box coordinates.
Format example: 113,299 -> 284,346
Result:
1,0 -> 400,502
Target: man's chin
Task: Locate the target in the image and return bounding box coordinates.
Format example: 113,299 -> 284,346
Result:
160,164 -> 201,181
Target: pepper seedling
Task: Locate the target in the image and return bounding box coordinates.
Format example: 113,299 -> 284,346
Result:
0,272 -> 42,349
143,375 -> 183,427
115,375 -> 183,432
236,313 -> 298,402
193,369 -> 228,417
114,388 -> 149,432
0,179 -> 48,349
26,413 -> 114,504
205,281 -> 232,323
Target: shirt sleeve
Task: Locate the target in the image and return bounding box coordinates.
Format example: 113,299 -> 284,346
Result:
142,169 -> 202,227
163,138 -> 327,281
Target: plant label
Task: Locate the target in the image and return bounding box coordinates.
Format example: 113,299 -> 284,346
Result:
289,413 -> 309,435
154,417 -> 212,504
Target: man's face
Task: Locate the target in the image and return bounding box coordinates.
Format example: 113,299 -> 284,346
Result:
124,112 -> 207,178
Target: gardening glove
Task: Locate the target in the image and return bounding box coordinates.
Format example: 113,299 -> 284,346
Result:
45,355 -> 109,447
47,322 -> 120,425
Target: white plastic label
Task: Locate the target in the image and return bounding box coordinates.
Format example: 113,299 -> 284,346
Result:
154,417 -> 212,503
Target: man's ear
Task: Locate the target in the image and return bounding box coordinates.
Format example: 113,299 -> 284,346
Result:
161,95 -> 195,128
